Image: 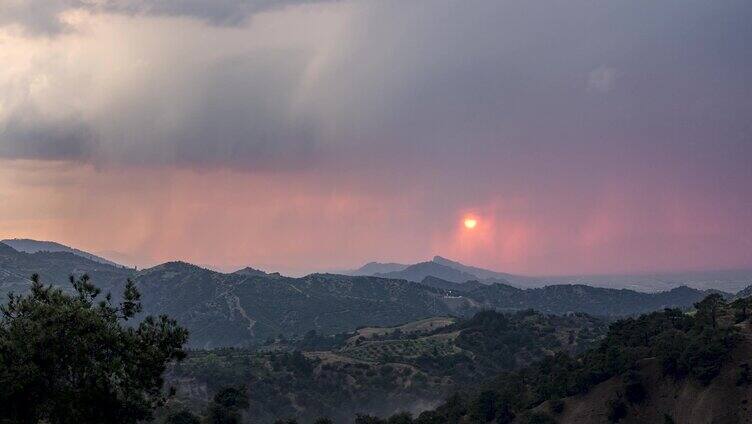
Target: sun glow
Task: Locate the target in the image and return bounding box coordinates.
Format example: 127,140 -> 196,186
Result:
463,218 -> 478,229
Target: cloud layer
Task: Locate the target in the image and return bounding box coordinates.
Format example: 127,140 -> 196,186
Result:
1,0 -> 751,273
0,0 -> 331,34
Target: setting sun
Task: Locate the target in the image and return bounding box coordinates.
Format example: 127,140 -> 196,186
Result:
463,218 -> 478,229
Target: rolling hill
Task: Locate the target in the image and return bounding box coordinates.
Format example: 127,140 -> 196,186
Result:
1,238 -> 123,267
348,261 -> 410,276
457,281 -> 719,316
404,295 -> 752,424
355,256 -> 752,292
431,255 -> 542,286
0,241 -> 732,348
376,261 -> 481,284
165,310 -> 608,423
132,263 -> 452,348
0,241 -> 132,299
353,256 -> 539,287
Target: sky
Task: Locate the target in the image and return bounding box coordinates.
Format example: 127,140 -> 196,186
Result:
0,0 -> 751,276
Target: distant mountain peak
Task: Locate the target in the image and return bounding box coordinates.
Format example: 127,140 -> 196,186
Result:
1,238 -> 122,268
431,255 -> 539,287
349,255 -> 540,287
232,267 -> 268,277
735,285 -> 752,299
139,261 -> 209,274
349,261 -> 409,276
376,261 -> 479,283
0,242 -> 19,255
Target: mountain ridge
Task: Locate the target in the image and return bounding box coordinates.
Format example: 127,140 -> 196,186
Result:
376,261 -> 480,284
347,261 -> 410,276
354,255 -> 752,292
0,243 -> 735,348
431,255 -> 542,286
1,238 -> 123,268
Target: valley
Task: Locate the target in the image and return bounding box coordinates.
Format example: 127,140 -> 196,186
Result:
164,310 -> 607,423
0,241 -> 733,348
2,240 -> 752,423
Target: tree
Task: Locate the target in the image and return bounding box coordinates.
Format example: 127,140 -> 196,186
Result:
206,386 -> 250,424
354,415 -> 386,424
694,294 -> 725,329
737,363 -> 751,386
623,370 -> 646,404
654,329 -> 689,376
0,274 -> 189,424
469,390 -> 499,422
525,413 -> 556,424
549,399 -> 564,414
606,396 -> 627,423
387,412 -> 414,424
164,409 -> 201,424
731,297 -> 752,323
212,386 -> 249,410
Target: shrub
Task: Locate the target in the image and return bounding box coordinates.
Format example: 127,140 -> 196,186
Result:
0,275 -> 188,424
623,371 -> 646,404
607,397 -> 627,423
549,398 -> 565,414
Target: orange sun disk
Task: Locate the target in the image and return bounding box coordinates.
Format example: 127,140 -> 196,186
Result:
464,218 -> 478,229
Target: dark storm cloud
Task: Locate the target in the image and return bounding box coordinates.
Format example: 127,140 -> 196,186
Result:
105,0 -> 331,24
1,19 -> 324,170
95,48 -> 320,171
303,0 -> 752,201
0,108 -> 96,161
0,0 -> 332,34
2,0 -> 751,274
1,0 -> 751,180
314,0 -> 752,156
162,52 -> 321,171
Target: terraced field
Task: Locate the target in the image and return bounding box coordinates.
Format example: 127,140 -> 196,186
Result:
349,316 -> 457,340
341,331 -> 461,362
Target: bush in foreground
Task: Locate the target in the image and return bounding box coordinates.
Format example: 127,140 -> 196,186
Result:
0,274 -> 189,424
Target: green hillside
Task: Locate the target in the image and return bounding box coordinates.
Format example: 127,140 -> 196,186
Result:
383,294 -> 752,424
0,242 -> 730,349
164,310 -> 608,423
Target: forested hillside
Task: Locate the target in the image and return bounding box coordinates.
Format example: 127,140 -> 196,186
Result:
1,238 -> 122,267
135,264 -> 453,348
162,310 -> 607,423
457,282 -> 718,316
369,294 -> 752,424
0,242 -> 131,298
0,242 -> 732,348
